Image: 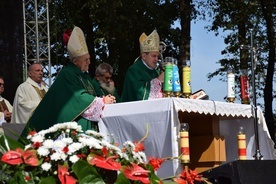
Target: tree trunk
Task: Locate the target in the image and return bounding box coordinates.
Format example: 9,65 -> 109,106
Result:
259,0 -> 275,141
178,0 -> 191,64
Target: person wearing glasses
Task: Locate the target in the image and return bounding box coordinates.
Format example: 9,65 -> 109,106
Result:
11,63 -> 48,124
0,76 -> 12,132
91,63 -> 121,103
20,26 -> 115,137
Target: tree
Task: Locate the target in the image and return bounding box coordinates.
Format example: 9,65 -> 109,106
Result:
0,0 -> 24,103
258,0 -> 276,141
205,0 -> 276,140
49,0 -> 179,94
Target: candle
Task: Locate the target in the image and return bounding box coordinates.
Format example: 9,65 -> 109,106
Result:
238,126 -> 247,160
227,68 -> 235,103
180,123 -> 190,163
182,60 -> 191,98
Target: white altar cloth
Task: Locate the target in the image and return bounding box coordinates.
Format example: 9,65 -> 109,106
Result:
98,98 -> 276,178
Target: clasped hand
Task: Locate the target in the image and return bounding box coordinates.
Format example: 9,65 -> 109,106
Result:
4,110 -> 12,121
103,94 -> 116,104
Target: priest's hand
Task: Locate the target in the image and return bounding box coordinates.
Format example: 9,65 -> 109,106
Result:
4,110 -> 11,122
157,71 -> 164,83
103,94 -> 116,104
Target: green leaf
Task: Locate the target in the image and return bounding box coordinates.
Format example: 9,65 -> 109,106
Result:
79,175 -> 105,184
116,172 -> 131,184
39,176 -> 57,184
72,160 -> 102,181
0,134 -> 24,152
145,164 -> 161,184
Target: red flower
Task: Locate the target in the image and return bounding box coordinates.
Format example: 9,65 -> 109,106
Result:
188,169 -> 203,183
77,153 -> 87,159
28,131 -> 37,136
148,157 -> 165,171
1,148 -> 23,165
101,147 -> 108,156
87,154 -> 121,171
58,164 -> 77,184
23,149 -> 40,166
121,163 -> 150,184
71,131 -> 77,136
173,178 -> 188,184
44,156 -> 50,162
63,146 -> 69,153
25,175 -> 31,182
33,142 -> 41,149
174,169 -> 203,184
134,142 -> 145,152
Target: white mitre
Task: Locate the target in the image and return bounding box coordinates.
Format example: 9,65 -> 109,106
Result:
67,26 -> 89,59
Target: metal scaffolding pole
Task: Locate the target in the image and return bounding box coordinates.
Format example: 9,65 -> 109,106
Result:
22,0 -> 52,86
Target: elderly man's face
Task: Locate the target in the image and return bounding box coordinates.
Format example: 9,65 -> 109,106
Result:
29,64 -> 43,84
73,54 -> 91,72
97,72 -> 112,85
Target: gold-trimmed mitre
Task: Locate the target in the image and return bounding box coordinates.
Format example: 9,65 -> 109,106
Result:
67,26 -> 89,59
139,30 -> 160,53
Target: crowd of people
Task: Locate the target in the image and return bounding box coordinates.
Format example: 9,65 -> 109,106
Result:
0,26 -> 165,137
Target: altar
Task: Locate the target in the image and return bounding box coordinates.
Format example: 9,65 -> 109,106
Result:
98,98 -> 276,178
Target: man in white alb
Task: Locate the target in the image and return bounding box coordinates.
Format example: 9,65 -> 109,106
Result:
11,63 -> 48,124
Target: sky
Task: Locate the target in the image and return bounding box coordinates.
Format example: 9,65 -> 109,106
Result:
190,20 -> 276,109
190,20 -> 228,102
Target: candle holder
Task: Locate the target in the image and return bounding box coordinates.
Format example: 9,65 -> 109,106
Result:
227,67 -> 235,103
181,60 -> 191,98
237,126 -> 247,160
180,122 -> 190,171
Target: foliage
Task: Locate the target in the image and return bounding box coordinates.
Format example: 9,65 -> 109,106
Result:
48,0 -> 180,92
0,122 -> 209,184
202,0 -> 274,103
201,0 -> 276,139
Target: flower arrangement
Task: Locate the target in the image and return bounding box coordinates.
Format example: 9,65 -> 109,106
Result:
0,122 -> 210,184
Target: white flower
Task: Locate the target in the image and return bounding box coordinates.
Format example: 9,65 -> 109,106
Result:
69,155 -> 80,163
41,162 -> 52,171
52,140 -> 67,151
31,134 -> 44,143
108,144 -> 122,153
79,137 -> 102,149
68,142 -> 83,154
119,152 -> 129,160
60,152 -> 67,161
123,141 -> 135,152
43,139 -> 54,149
47,126 -> 58,134
65,129 -> 70,134
85,130 -> 104,139
132,151 -> 147,163
37,146 -> 50,157
50,152 -> 63,161
62,137 -> 73,144
24,144 -> 32,150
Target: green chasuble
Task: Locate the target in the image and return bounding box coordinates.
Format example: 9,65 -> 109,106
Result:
121,59 -> 159,102
91,78 -> 121,102
21,62 -> 97,137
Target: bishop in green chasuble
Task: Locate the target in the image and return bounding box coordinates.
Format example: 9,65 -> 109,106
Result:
122,30 -> 164,102
21,26 -> 116,138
